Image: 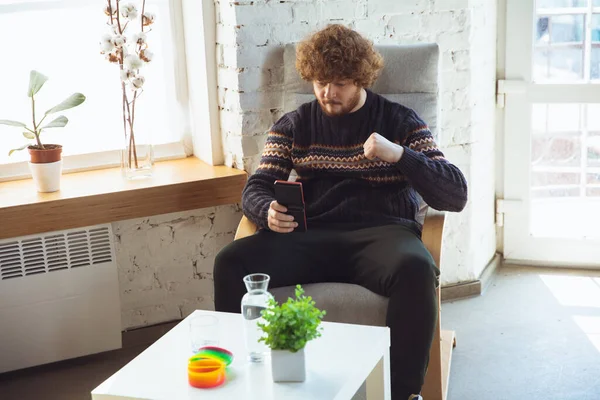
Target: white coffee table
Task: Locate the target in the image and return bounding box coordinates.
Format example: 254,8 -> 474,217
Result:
92,310 -> 391,400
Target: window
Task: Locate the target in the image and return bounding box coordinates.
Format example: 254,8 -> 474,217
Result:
529,0 -> 600,238
531,103 -> 600,201
534,0 -> 600,81
0,0 -> 190,180
501,0 -> 600,264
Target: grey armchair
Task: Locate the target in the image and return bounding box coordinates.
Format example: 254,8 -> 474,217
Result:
235,43 -> 455,400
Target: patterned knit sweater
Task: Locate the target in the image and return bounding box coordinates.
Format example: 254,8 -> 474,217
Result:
242,90 -> 468,231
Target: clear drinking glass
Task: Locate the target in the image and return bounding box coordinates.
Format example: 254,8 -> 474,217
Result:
189,314 -> 219,353
241,273 -> 274,362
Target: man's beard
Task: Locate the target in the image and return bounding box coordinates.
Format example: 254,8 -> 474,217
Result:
318,88 -> 362,117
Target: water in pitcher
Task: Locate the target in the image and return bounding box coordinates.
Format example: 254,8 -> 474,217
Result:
241,274 -> 273,362
242,298 -> 269,362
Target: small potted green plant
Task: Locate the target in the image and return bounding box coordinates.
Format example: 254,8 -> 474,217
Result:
258,285 -> 326,382
0,70 -> 85,192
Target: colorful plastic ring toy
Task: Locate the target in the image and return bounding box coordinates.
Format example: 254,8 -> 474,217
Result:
187,358 -> 226,388
191,346 -> 234,366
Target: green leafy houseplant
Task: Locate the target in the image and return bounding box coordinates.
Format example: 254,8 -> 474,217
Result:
258,285 -> 326,352
0,70 -> 85,156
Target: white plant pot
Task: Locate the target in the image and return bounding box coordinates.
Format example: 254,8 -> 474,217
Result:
28,160 -> 62,193
271,348 -> 306,382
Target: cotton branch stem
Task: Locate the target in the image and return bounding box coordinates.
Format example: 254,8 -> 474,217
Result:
107,0 -> 114,25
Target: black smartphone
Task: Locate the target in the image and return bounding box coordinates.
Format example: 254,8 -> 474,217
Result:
274,180 -> 307,232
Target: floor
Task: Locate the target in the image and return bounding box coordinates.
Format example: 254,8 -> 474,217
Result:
0,344 -> 149,400
445,265 -> 600,400
1,265 -> 600,400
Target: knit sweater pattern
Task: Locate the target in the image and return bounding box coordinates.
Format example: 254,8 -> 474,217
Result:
242,90 -> 468,231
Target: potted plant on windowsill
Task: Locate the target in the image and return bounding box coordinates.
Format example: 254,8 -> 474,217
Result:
0,70 -> 85,192
258,285 -> 326,382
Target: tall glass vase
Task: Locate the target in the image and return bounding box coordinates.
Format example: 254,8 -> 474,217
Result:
118,62 -> 154,180
122,124 -> 154,179
241,273 -> 274,362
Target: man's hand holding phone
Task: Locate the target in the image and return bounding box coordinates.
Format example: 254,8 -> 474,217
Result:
268,200 -> 298,233
272,180 -> 307,233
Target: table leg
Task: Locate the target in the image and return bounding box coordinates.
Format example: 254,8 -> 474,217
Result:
383,348 -> 391,400
366,349 -> 391,400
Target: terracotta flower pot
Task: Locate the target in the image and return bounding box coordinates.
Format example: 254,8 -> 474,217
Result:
28,144 -> 62,164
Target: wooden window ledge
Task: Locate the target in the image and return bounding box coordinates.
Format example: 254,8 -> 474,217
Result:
0,157 -> 247,240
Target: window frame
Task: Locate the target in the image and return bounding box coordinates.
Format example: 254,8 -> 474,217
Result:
534,3 -> 600,82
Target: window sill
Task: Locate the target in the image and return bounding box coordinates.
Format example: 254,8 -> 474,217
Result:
0,157 -> 247,240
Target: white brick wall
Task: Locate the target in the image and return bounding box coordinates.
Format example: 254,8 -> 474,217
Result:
216,0 -> 498,286
115,205 -> 242,330
368,0 -> 430,15
462,0 -> 498,283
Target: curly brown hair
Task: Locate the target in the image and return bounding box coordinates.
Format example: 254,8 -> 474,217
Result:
295,24 -> 384,88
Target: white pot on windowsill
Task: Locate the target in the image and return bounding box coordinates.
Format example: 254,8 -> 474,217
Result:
271,348 -> 306,382
28,144 -> 63,193
29,160 -> 63,193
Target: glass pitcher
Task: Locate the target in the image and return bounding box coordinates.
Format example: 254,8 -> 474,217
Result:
241,273 -> 274,362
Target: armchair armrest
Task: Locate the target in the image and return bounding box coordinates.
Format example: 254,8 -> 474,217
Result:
235,215 -> 259,240
421,208 -> 446,269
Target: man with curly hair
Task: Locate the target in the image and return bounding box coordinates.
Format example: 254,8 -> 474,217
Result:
214,24 -> 467,400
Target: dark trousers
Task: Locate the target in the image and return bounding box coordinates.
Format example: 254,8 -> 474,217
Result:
213,224 -> 440,400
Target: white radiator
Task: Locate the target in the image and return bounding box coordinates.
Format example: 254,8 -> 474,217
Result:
0,224 -> 122,373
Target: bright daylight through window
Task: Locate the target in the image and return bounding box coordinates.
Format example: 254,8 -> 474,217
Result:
530,0 -> 600,239
534,0 -> 600,81
0,0 -> 187,179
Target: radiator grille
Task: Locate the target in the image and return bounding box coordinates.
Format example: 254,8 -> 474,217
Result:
0,226 -> 114,280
